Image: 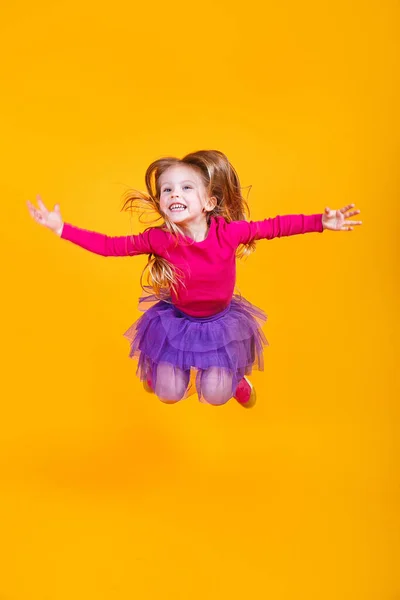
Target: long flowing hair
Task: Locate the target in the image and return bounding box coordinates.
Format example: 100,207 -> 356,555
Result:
121,150 -> 256,298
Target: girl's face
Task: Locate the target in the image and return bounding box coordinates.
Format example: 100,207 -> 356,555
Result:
159,165 -> 215,226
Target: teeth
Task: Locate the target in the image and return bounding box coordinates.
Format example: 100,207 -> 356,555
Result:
170,204 -> 186,211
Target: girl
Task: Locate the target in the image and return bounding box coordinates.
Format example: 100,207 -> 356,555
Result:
27,150 -> 362,408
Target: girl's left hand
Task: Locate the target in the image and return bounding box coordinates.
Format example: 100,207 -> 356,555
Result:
322,204 -> 362,231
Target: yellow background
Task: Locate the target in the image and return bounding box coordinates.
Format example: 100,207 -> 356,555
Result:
1,0 -> 398,598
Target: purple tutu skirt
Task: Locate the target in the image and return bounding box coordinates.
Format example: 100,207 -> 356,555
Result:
123,293 -> 268,398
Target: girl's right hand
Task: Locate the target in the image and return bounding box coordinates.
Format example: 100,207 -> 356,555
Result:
27,195 -> 64,235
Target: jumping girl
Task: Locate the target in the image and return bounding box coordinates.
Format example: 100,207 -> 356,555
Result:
27,150 -> 362,408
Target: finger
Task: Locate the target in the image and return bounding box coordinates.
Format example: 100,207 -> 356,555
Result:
37,199 -> 48,213
27,200 -> 40,214
27,203 -> 35,219
340,203 -> 356,213
325,207 -> 331,214
37,195 -> 49,215
341,226 -> 353,231
344,220 -> 362,226
27,201 -> 40,219
54,204 -> 61,214
29,207 -> 43,223
344,209 -> 361,218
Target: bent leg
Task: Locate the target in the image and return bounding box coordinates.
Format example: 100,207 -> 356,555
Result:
197,367 -> 233,406
154,362 -> 190,404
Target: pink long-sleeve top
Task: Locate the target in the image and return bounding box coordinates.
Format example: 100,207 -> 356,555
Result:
61,214 -> 324,317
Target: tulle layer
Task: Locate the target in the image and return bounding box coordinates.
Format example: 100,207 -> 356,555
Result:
123,293 -> 268,396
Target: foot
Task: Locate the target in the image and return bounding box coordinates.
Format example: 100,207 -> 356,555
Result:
143,371 -> 154,394
233,377 -> 256,408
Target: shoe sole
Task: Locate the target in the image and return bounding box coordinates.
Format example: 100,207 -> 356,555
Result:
143,380 -> 154,394
241,386 -> 256,408
235,377 -> 257,408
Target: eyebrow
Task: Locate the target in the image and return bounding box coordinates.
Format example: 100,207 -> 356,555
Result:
160,179 -> 196,187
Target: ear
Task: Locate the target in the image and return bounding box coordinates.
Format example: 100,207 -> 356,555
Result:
204,196 -> 217,212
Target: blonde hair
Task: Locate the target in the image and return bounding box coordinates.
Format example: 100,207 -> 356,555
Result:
121,149 -> 256,298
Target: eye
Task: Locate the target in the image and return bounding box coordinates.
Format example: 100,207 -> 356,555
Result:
162,187 -> 171,193
183,186 -> 192,190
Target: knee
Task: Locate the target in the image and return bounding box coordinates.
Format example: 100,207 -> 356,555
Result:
153,363 -> 190,403
199,368 -> 233,406
155,380 -> 187,403
159,398 -> 180,405
201,388 -> 231,406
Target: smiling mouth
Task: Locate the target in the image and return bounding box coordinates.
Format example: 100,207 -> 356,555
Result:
169,203 -> 187,212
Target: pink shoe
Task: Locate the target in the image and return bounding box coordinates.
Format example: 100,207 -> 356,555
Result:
233,377 -> 256,408
143,371 -> 154,394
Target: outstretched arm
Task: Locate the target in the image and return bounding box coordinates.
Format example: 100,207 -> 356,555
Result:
27,194 -> 162,257
59,223 -> 157,257
227,204 -> 362,245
